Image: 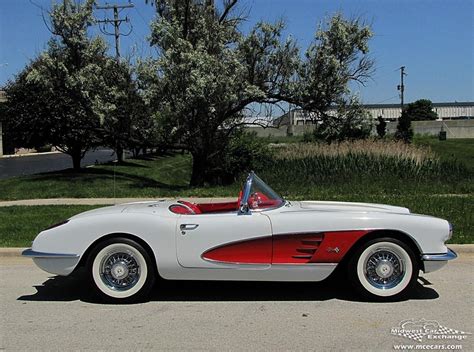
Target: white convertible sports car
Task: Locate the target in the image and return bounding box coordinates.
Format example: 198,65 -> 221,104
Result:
23,172 -> 456,302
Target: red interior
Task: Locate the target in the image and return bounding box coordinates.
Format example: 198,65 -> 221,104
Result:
169,192 -> 281,215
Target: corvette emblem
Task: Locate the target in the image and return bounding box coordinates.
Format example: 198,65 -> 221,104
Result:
326,247 -> 340,253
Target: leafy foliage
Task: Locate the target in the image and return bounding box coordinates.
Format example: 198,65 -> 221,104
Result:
4,0 -> 109,169
140,1 -> 374,184
312,98 -> 372,142
215,130 -> 271,185
404,99 -> 438,121
99,61 -> 158,160
139,0 -> 298,185
294,14 -> 374,141
395,109 -> 414,143
376,116 -> 387,138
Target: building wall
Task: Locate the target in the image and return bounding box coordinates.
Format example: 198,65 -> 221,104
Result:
246,119 -> 474,139
0,121 -> 3,157
282,102 -> 474,125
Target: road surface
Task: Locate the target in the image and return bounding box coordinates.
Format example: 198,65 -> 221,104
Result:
0,149 -> 116,179
1,254 -> 472,351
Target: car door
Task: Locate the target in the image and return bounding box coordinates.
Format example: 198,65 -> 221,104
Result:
176,212 -> 272,269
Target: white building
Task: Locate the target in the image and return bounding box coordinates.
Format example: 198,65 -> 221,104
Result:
277,101 -> 474,125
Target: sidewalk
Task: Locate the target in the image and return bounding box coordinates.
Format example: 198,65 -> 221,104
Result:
0,151 -> 61,159
0,197 -> 235,207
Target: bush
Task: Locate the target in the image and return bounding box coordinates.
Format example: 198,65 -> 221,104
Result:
376,116 -> 387,138
207,130 -> 272,185
35,145 -> 52,153
395,110 -> 413,143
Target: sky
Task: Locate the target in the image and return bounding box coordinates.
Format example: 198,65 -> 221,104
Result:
0,0 -> 473,105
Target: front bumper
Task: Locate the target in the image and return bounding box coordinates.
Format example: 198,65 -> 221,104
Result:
421,248 -> 457,273
22,248 -> 80,276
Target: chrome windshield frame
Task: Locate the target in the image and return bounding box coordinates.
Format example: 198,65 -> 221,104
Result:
238,172 -> 285,215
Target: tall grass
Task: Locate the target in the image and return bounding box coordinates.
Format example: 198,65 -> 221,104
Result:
259,140 -> 469,192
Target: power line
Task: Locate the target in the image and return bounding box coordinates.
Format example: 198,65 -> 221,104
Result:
95,2 -> 135,61
374,95 -> 399,104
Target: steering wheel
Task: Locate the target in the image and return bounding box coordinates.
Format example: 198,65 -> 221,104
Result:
249,192 -> 262,209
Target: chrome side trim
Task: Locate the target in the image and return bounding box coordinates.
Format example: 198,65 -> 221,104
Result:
421,248 -> 457,261
22,248 -> 79,258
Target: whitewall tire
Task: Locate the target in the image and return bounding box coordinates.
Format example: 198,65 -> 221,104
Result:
87,238 -> 155,303
349,238 -> 419,301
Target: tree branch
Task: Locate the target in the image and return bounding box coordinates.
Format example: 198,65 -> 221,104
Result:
219,0 -> 238,24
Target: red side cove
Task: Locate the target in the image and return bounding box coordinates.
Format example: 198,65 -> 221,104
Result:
203,237 -> 273,264
202,231 -> 368,264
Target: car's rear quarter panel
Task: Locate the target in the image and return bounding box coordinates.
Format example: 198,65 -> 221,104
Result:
31,212 -> 179,276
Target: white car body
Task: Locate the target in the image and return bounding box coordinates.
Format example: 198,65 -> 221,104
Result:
23,172 -> 456,301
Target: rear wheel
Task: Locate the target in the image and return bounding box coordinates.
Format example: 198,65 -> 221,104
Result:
86,238 -> 155,303
348,237 -> 419,301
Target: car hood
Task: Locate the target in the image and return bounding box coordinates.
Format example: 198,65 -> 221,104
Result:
296,201 -> 410,214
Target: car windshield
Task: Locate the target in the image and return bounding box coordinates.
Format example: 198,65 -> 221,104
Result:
243,173 -> 284,211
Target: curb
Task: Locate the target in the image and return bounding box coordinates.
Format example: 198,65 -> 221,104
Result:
1,244 -> 473,258
0,151 -> 61,159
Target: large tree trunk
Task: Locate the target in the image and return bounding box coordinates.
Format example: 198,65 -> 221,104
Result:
70,147 -> 82,171
116,146 -> 125,163
190,151 -> 209,186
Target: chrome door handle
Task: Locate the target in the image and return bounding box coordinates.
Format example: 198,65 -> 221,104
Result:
180,224 -> 199,230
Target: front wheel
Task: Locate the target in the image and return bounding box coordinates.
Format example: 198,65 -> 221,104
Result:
348,238 -> 419,301
86,238 -> 155,303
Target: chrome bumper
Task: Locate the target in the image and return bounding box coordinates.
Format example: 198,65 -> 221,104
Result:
22,248 -> 79,258
421,248 -> 457,273
421,248 -> 457,261
22,249 -> 80,276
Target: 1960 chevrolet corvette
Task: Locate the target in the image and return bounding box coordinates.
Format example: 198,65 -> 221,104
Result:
23,172 -> 456,302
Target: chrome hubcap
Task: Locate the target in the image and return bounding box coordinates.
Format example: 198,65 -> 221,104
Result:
365,249 -> 404,289
111,261 -> 129,280
100,251 -> 140,291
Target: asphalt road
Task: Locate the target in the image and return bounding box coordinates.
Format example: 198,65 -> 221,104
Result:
0,149 -> 116,179
1,255 -> 473,351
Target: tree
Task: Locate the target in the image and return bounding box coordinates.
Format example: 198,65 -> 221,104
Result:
395,110 -> 413,143
4,0 -> 112,170
404,99 -> 438,121
140,0 -> 298,185
376,116 -> 387,138
141,1 -> 373,185
99,60 -> 156,161
313,97 -> 372,142
294,14 -> 374,141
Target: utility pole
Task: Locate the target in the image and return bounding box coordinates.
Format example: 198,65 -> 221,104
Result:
95,3 -> 134,162
96,3 -> 134,61
397,66 -> 407,111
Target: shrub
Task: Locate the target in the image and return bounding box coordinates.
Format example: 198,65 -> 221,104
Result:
206,130 -> 272,185
376,116 -> 387,138
395,110 -> 413,143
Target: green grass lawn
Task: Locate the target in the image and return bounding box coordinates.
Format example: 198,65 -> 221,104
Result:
414,137 -> 474,172
0,137 -> 472,246
0,205 -> 103,247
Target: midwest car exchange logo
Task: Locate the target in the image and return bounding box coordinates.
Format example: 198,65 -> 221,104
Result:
391,319 -> 471,343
